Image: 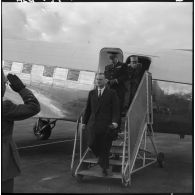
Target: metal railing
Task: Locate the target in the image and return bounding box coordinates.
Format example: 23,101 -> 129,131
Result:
121,71 -> 158,186
71,71 -> 159,187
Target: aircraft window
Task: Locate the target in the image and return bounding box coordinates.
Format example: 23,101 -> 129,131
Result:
22,63 -> 32,74
67,69 -> 80,81
43,65 -> 55,77
3,60 -> 12,71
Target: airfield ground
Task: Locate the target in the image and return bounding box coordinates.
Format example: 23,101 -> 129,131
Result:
12,118 -> 192,193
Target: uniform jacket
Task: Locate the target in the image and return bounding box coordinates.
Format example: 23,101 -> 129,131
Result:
2,88 -> 40,181
104,61 -> 128,92
82,87 -> 120,147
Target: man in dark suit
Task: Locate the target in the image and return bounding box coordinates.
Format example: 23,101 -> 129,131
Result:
82,73 -> 120,175
2,70 -> 40,193
104,53 -> 128,121
123,55 -> 143,113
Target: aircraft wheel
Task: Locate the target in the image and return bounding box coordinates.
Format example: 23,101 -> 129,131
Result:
157,152 -> 165,168
33,119 -> 52,140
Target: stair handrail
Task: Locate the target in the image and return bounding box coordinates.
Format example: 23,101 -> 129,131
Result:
121,117 -> 128,174
70,110 -> 84,173
124,71 -> 152,177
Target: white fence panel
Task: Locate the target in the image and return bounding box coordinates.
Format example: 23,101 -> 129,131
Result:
31,65 -> 44,84
78,71 -> 95,85
53,67 -> 68,87
20,73 -> 31,85
11,62 -> 23,73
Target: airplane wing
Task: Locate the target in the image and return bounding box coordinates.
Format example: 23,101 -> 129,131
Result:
150,49 -> 192,85
124,48 -> 192,85
4,83 -> 88,122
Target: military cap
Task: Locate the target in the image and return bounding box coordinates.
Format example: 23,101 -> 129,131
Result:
107,51 -> 119,60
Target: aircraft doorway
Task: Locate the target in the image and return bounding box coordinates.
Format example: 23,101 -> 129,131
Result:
98,47 -> 151,115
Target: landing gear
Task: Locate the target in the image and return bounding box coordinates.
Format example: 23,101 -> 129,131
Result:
33,118 -> 57,140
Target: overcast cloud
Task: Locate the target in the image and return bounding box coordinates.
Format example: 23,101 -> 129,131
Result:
2,2 -> 192,51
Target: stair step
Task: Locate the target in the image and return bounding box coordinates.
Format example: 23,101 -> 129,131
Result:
112,144 -> 128,149
83,158 -> 123,166
110,147 -> 128,154
112,140 -> 124,146
77,166 -> 122,179
117,133 -> 128,139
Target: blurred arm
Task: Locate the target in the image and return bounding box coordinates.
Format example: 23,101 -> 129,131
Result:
3,88 -> 40,121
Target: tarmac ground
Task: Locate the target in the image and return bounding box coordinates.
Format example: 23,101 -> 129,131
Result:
12,118 -> 192,193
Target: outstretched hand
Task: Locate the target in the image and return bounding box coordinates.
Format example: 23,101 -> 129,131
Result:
7,74 -> 25,93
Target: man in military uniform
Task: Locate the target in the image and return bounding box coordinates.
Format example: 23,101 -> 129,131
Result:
123,55 -> 143,113
104,52 -> 128,123
2,70 -> 40,193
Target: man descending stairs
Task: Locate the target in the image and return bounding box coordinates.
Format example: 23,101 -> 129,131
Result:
72,72 -> 165,187
74,119 -> 128,181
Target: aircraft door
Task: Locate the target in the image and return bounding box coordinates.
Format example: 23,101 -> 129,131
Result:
98,48 -> 123,73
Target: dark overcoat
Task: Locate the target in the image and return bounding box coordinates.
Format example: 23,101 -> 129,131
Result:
82,87 -> 120,150
2,88 -> 40,181
104,61 -> 128,111
127,63 -> 143,103
104,61 -> 128,94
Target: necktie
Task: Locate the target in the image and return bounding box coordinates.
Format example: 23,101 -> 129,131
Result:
98,89 -> 101,98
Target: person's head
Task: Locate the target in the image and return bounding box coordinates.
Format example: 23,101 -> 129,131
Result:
130,55 -> 139,68
110,55 -> 118,65
1,68 -> 7,97
95,72 -> 106,89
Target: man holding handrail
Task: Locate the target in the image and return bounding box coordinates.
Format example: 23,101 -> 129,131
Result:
82,73 -> 120,176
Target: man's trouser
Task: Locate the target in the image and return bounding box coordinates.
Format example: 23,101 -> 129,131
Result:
90,132 -> 113,170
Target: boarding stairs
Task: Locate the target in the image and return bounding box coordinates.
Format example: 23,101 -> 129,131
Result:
71,71 -> 164,187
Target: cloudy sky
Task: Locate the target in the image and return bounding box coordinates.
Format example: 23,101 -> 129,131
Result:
2,2 -> 193,84
2,2 -> 192,51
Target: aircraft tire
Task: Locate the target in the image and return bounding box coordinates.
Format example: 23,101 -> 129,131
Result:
33,119 -> 52,140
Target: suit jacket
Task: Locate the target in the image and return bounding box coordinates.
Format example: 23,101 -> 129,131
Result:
82,87 -> 120,146
2,88 -> 40,181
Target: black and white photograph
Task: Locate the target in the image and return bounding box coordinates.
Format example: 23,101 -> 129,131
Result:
2,1 -> 192,193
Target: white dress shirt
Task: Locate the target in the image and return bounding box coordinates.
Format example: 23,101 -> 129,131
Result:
97,86 -> 105,97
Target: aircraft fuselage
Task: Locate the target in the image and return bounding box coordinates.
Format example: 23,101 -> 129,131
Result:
4,72 -> 192,137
